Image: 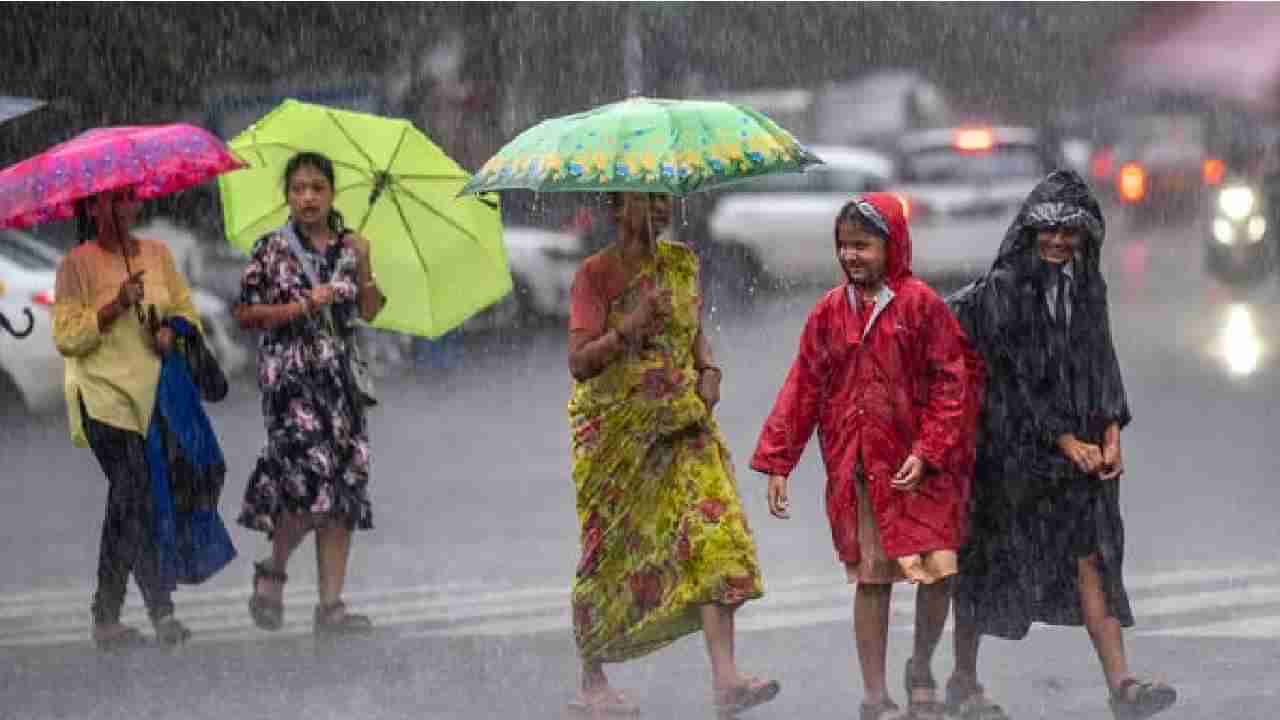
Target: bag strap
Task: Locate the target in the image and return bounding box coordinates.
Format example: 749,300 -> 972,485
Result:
279,222 -> 339,335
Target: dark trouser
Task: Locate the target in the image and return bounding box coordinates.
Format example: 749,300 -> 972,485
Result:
83,410 -> 174,625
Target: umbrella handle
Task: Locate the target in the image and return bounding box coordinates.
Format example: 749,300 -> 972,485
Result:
113,207 -> 146,324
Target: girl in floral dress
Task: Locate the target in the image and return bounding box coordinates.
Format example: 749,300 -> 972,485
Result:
235,152 -> 386,637
566,192 -> 778,717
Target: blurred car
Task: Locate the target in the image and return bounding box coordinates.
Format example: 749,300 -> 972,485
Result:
463,224 -> 586,330
0,229 -> 250,415
704,144 -> 896,288
893,125 -> 1054,282
1204,177 -> 1273,282
0,231 -> 61,414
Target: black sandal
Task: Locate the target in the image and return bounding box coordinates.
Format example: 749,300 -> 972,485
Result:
152,615 -> 192,647
859,698 -> 900,720
313,601 -> 372,637
903,657 -> 945,720
945,675 -> 1010,720
248,560 -> 287,631
1110,678 -> 1176,720
93,625 -> 150,652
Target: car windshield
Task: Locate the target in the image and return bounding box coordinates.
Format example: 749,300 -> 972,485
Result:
0,231 -> 58,270
903,144 -> 1044,183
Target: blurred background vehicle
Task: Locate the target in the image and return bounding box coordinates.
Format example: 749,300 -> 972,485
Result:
703,144 -> 896,292
893,124 -> 1056,284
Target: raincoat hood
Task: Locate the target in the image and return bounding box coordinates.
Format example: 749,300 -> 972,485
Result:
834,192 -> 912,289
991,169 -> 1105,276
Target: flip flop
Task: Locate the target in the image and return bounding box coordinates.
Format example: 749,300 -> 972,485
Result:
715,676 -> 781,717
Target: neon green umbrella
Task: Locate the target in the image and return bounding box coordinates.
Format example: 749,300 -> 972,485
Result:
461,96 -> 822,196
219,99 -> 507,339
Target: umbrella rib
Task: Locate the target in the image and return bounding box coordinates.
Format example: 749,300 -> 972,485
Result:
357,125 -> 412,231
325,110 -> 379,173
394,186 -> 503,264
386,191 -> 435,326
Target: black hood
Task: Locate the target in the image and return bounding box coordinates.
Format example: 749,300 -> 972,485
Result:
991,169 -> 1105,277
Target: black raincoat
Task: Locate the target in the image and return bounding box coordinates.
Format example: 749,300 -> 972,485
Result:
949,170 -> 1133,640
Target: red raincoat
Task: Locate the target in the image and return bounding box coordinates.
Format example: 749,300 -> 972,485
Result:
750,193 -> 983,565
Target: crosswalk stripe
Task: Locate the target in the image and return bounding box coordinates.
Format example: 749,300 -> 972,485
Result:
4,563 -> 1280,649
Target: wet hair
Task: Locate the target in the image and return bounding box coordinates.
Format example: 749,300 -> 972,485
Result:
834,200 -> 888,244
284,151 -> 347,235
75,198 -> 95,244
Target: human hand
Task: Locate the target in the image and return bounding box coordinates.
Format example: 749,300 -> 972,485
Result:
1099,438 -> 1124,480
309,284 -> 338,307
1057,434 -> 1103,475
618,285 -> 670,342
154,326 -> 175,355
345,232 -> 371,260
891,454 -> 925,492
116,271 -> 145,308
696,368 -> 721,411
767,475 -> 791,519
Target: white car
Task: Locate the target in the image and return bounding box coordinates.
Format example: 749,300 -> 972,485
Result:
463,224 -> 586,330
706,144 -> 897,287
0,233 -> 61,415
0,229 -> 249,415
894,126 -> 1053,281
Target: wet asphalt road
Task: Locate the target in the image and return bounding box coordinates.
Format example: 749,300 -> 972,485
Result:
4,211 -> 1280,719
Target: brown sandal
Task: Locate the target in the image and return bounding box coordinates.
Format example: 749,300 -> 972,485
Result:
567,687 -> 641,717
715,675 -> 781,717
248,561 -> 287,631
313,600 -> 373,637
903,657 -> 944,720
859,698 -> 901,720
945,675 -> 1009,720
93,625 -> 150,652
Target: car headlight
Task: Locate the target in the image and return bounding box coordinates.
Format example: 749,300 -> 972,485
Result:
1248,215 -> 1267,242
1213,218 -> 1236,246
1218,186 -> 1256,221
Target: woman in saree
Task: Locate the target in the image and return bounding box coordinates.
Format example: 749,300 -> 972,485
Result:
566,192 -> 778,717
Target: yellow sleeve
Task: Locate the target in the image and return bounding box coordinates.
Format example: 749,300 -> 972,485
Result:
52,254 -> 103,358
161,244 -> 202,333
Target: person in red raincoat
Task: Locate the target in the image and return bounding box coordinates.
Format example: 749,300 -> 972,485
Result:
751,193 -> 982,720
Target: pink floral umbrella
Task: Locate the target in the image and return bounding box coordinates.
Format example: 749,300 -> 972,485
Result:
0,123 -> 245,230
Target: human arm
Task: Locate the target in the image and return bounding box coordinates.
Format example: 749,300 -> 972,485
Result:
345,232 -> 386,322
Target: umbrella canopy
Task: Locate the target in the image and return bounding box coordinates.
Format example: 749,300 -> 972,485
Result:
0,123 -> 245,229
219,99 -> 507,339
461,96 -> 822,197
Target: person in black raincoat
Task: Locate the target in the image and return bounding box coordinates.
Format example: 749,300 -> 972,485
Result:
945,171 -> 1176,720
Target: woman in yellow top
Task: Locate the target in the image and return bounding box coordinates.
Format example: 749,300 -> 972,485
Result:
566,192 -> 777,717
53,188 -> 201,650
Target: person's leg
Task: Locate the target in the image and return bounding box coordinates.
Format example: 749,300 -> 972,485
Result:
261,512 -> 309,597
315,523 -> 353,608
855,582 -> 894,705
1078,554 -> 1130,690
84,418 -> 156,640
702,602 -> 741,691
909,578 -> 951,683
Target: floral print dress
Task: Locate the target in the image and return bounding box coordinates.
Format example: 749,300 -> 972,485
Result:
237,228 -> 373,535
568,240 -> 764,664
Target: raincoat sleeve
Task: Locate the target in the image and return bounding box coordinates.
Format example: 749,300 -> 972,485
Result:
52,254 -> 103,358
161,245 -> 201,332
910,295 -> 978,469
751,305 -> 827,477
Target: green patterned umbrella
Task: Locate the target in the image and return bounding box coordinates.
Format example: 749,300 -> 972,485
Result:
461,97 -> 822,197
